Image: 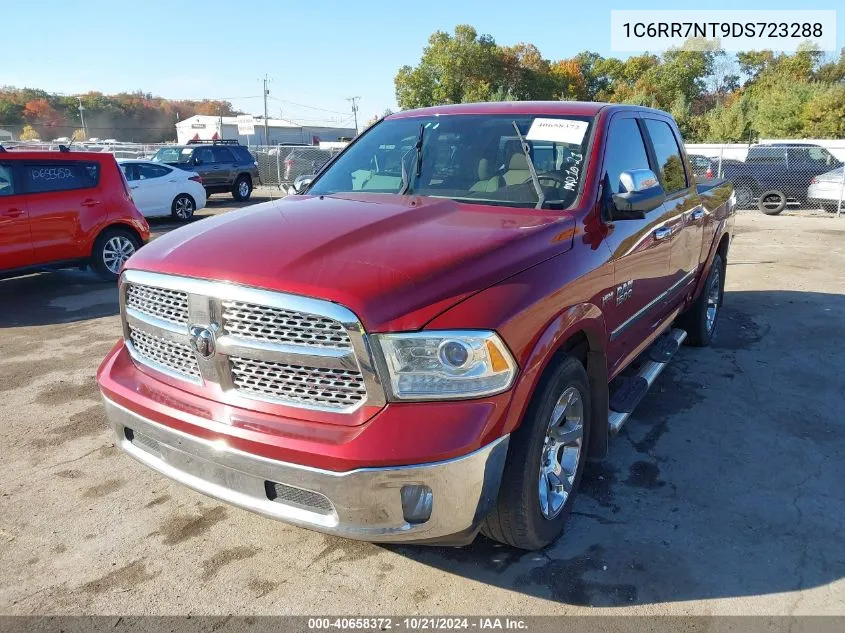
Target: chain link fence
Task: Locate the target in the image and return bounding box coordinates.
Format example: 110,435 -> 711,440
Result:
3,138 -> 844,215
686,143 -> 845,217
0,141 -> 344,190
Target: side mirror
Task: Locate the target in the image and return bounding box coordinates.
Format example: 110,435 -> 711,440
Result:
610,169 -> 665,219
192,156 -> 203,166
292,174 -> 315,194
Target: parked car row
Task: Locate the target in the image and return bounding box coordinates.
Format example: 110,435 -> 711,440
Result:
689,143 -> 843,215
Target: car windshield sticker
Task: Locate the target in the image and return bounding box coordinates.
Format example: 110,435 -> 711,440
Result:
526,119 -> 588,145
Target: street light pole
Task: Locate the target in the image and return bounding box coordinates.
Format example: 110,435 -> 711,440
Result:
346,96 -> 360,135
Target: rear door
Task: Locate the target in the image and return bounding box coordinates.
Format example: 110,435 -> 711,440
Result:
0,161 -> 34,270
601,113 -> 674,374
642,117 -> 703,304
23,160 -> 103,264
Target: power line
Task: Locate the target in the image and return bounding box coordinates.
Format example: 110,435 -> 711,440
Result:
268,96 -> 348,115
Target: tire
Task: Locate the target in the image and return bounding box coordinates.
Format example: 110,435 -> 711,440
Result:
758,190 -> 787,215
232,175 -> 252,201
481,356 -> 591,550
91,227 -> 141,282
679,252 -> 724,347
734,182 -> 754,209
171,194 -> 195,222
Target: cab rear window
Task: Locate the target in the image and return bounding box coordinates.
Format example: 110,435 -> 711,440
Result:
23,162 -> 100,194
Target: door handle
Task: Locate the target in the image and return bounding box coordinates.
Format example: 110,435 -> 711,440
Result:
81,199 -> 101,207
3,207 -> 24,218
690,208 -> 705,221
654,227 -> 673,240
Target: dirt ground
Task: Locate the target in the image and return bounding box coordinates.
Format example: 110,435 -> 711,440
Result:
1,206 -> 844,616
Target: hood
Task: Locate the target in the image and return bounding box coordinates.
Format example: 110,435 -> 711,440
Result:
128,193 -> 575,331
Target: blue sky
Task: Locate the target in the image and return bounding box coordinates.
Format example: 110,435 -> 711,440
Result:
1,0 -> 841,126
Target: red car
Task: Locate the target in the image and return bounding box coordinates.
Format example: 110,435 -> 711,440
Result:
98,102 -> 734,550
0,148 -> 149,281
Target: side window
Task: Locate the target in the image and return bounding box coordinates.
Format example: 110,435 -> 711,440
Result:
0,164 -> 16,196
233,147 -> 253,162
136,164 -> 171,180
212,147 -> 235,163
644,119 -> 687,194
602,118 -> 651,195
120,164 -> 137,182
23,162 -> 100,194
193,147 -> 213,165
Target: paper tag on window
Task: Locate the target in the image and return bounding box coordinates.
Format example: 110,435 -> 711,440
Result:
526,119 -> 588,145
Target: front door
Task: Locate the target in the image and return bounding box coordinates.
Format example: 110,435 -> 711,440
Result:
23,160 -> 103,264
600,114 -> 675,376
0,162 -> 34,271
642,117 -> 703,303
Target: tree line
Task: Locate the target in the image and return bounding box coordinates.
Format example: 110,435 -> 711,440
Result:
394,25 -> 845,142
0,88 -> 239,142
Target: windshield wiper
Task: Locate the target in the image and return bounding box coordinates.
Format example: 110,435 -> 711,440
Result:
399,123 -> 425,195
511,121 -> 545,209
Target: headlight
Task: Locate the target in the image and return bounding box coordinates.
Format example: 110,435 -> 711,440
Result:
372,330 -> 517,401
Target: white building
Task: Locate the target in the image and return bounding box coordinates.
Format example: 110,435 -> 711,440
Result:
175,115 -> 355,146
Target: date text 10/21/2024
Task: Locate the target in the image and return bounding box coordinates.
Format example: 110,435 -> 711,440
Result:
307,617 -> 529,630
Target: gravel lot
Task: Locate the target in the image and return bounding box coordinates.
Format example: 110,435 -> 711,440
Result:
1,205 -> 844,616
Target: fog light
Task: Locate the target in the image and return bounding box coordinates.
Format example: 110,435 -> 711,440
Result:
400,484 -> 433,524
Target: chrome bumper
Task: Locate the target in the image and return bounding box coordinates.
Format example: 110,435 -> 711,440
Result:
101,397 -> 509,544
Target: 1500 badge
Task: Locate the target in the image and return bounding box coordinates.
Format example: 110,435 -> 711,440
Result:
616,280 -> 634,305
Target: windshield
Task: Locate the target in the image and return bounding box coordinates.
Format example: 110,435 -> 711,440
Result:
308,114 -> 594,208
151,147 -> 193,164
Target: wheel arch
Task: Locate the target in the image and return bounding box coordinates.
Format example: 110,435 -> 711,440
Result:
502,303 -> 610,459
89,222 -> 143,257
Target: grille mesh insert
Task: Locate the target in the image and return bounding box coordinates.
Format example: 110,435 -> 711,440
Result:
126,284 -> 189,325
129,326 -> 200,379
230,357 -> 366,409
222,300 -> 351,349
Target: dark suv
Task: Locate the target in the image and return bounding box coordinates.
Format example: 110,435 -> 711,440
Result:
151,140 -> 260,201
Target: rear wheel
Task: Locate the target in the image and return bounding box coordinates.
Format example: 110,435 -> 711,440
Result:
171,194 -> 195,221
679,253 -> 724,347
758,190 -> 787,215
482,356 -> 590,550
91,227 -> 140,281
232,175 -> 252,201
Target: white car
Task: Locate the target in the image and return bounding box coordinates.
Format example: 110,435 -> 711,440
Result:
807,166 -> 845,213
118,159 -> 207,221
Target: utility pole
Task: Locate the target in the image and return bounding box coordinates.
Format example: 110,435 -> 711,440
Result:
77,96 -> 87,140
347,96 -> 360,135
263,74 -> 270,146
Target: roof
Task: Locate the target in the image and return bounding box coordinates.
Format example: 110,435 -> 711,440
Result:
176,114 -> 352,130
0,150 -> 113,160
387,101 -> 673,119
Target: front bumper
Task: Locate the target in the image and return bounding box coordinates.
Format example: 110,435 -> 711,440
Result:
102,396 -> 509,544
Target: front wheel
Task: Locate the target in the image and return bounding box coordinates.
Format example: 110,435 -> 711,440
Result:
232,175 -> 252,201
734,183 -> 754,209
91,227 -> 140,281
482,356 -> 590,550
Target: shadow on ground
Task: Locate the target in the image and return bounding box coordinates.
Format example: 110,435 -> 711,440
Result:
386,289 -> 845,607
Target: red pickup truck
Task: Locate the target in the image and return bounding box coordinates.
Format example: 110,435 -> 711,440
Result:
97,102 -> 734,550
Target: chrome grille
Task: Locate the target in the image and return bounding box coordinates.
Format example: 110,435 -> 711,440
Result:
120,272 -> 384,413
230,357 -> 367,409
128,325 -> 200,379
125,284 -> 189,325
222,300 -> 351,349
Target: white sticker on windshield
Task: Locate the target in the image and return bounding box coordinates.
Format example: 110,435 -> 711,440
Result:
526,119 -> 588,145
181,148 -> 192,154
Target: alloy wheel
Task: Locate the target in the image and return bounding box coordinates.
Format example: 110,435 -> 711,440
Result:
538,386 -> 584,520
